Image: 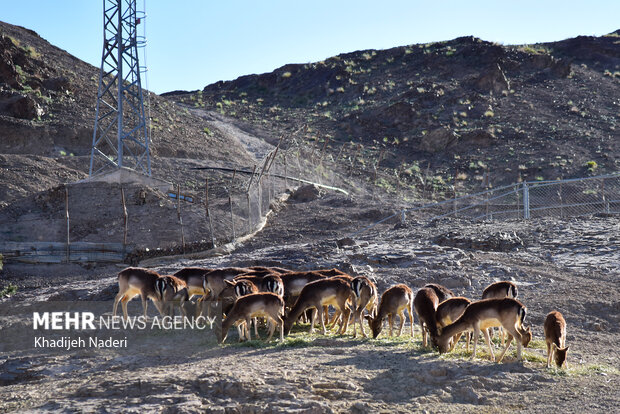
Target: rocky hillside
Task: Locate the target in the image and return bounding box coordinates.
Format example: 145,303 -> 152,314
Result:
167,31 -> 620,192
0,21 -> 255,204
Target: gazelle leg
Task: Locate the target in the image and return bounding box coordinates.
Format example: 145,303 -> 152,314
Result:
471,323 -> 480,359
388,314 -> 394,337
482,328 -> 496,361
407,304 -> 414,337
318,306 -> 327,335
397,311 -> 405,337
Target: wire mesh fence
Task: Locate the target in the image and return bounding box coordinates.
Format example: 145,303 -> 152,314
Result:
351,172 -> 620,237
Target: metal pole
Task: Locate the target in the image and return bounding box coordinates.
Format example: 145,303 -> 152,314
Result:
121,187 -> 128,245
177,183 -> 185,254
205,178 -> 216,247
117,1 -> 123,168
65,185 -> 70,262
229,169 -> 236,240
523,182 -> 530,219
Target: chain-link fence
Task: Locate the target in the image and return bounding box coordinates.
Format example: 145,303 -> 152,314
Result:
351,172 -> 620,237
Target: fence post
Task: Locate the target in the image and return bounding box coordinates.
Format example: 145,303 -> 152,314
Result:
246,164 -> 257,233
523,182 -> 530,219
65,185 -> 70,263
121,187 -> 128,246
601,178 -> 608,213
205,178 -> 216,248
229,169 -> 236,240
177,183 -> 185,254
558,179 -> 564,218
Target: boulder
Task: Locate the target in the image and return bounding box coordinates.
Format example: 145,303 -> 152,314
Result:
9,95 -> 44,119
475,63 -> 510,94
420,127 -> 458,153
289,184 -> 321,202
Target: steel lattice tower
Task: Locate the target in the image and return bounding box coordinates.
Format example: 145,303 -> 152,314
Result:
90,0 -> 150,176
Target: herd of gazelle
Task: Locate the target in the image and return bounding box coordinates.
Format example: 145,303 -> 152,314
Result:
113,265 -> 569,367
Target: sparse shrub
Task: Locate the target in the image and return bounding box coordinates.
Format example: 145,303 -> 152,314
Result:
585,160 -> 598,172
484,110 -> 495,118
0,284 -> 18,298
281,71 -> 292,78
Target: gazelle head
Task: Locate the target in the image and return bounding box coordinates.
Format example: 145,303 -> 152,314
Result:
363,314 -> 383,338
552,343 -> 569,367
520,325 -> 532,347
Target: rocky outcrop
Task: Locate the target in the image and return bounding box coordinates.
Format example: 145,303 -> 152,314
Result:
475,64 -> 510,94
420,127 -> 458,153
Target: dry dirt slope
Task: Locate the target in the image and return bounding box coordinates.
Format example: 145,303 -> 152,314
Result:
0,191 -> 618,413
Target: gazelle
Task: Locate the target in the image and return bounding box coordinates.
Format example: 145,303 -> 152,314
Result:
434,298 -> 532,362
173,267 -> 211,299
350,276 -> 378,338
113,267 -> 166,319
544,311 -> 569,368
261,274 -> 284,297
156,275 -> 190,316
364,284 -> 414,339
279,271 -> 328,306
224,279 -> 260,339
202,267 -> 253,301
424,283 -> 455,303
283,277 -> 353,335
435,297 -> 472,351
218,293 -> 285,343
482,281 -> 519,346
414,287 -> 440,347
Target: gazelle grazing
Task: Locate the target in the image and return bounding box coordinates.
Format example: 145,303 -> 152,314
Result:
350,276 -> 378,338
202,267 -> 253,301
414,287 -> 440,347
283,277 -> 353,335
173,267 -> 210,299
482,281 -> 518,300
261,274 -> 284,297
434,298 -> 532,362
365,284 -> 414,339
156,275 -> 190,316
482,281 -> 519,346
435,296 -> 472,351
113,267 -> 166,319
424,283 -> 455,303
279,271 -> 327,306
544,311 -> 569,368
218,293 -> 285,343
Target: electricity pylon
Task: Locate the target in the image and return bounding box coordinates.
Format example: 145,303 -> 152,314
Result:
90,0 -> 150,176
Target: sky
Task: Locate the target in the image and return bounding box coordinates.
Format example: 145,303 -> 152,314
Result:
3,1 -> 619,95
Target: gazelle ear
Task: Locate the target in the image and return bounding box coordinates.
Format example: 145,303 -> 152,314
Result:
561,345 -> 570,352
363,314 -> 373,322
224,280 -> 236,286
551,343 -> 558,351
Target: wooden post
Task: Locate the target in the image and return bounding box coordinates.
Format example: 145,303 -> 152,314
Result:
177,183 -> 185,254
558,179 -> 564,217
229,169 -> 236,240
601,178 -> 607,213
65,185 -> 70,262
453,169 -> 458,217
121,187 -> 128,245
318,136 -> 330,166
205,178 -> 216,248
284,153 -> 288,189
246,164 -> 257,233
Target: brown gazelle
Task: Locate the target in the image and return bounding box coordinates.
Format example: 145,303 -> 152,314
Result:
434,298 -> 532,362
482,281 -> 519,346
261,274 -> 284,297
435,296 -> 472,350
218,293 -> 285,343
113,267 -> 166,319
173,267 -> 210,299
544,311 -> 569,368
414,287 -> 440,347
283,277 -> 353,335
201,267 -> 254,301
365,284 -> 414,339
157,275 -> 190,316
279,271 -> 327,306
350,276 -> 378,338
424,283 -> 455,303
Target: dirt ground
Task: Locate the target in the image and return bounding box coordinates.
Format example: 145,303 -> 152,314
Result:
1,190 -> 618,413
